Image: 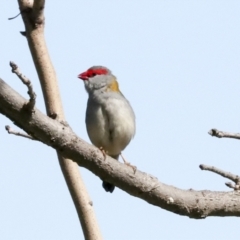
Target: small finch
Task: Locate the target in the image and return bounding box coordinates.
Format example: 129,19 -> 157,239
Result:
78,66 -> 136,193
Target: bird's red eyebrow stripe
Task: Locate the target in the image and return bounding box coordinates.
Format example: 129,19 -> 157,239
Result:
78,68 -> 108,80
87,68 -> 108,75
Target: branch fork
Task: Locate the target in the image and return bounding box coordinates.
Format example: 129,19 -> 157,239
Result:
200,164 -> 240,191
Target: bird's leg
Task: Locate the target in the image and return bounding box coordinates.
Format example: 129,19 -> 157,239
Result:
120,153 -> 137,173
99,147 -> 108,160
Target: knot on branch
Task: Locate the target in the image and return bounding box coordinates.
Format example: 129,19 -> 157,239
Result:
208,129 -> 223,138
208,128 -> 240,140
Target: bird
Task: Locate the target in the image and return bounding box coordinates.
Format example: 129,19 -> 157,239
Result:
78,66 -> 136,193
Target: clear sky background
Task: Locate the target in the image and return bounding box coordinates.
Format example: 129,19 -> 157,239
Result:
1,1 -> 240,239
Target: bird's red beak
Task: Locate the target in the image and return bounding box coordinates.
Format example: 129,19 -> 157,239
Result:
78,71 -> 88,81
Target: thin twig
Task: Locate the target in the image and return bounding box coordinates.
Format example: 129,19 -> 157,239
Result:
200,164 -> 240,182
5,125 -> 35,140
200,164 -> 240,190
208,128 -> 240,140
8,7 -> 31,21
8,11 -> 23,20
9,61 -> 36,109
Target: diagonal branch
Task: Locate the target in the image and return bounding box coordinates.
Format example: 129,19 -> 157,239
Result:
1,77 -> 240,219
200,164 -> 240,190
17,1 -> 102,239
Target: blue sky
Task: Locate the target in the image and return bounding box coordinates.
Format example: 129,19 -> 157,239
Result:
1,1 -> 240,239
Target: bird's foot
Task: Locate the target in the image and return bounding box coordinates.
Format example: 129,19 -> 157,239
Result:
99,147 -> 108,160
121,153 -> 137,174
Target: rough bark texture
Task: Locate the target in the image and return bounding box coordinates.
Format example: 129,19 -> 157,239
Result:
1,78 -> 240,219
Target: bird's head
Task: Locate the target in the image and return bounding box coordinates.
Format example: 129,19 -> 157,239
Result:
78,66 -> 119,94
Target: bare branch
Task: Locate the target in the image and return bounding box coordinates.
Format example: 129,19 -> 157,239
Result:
9,61 -> 36,109
1,77 -> 240,218
200,164 -> 240,191
8,7 -> 31,21
5,125 -> 35,140
17,1 -> 102,239
208,128 -> 240,140
200,164 -> 240,183
8,11 -> 23,20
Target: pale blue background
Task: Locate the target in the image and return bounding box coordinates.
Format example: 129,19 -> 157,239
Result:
1,1 -> 240,239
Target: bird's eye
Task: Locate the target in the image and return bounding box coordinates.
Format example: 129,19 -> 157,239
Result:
92,73 -> 96,77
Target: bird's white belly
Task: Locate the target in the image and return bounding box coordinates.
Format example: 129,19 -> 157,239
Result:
86,97 -> 135,156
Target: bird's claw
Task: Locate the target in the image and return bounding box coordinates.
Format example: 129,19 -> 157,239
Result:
99,147 -> 107,160
121,153 -> 137,174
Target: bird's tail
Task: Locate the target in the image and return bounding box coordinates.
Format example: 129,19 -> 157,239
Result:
102,154 -> 119,193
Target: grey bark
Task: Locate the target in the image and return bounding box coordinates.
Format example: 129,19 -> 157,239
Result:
1,77 -> 240,219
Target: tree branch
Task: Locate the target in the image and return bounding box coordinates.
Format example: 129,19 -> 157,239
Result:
5,125 -> 35,140
1,77 -> 240,218
200,164 -> 240,190
17,1 -> 102,239
9,61 -> 36,109
208,128 -> 240,140
200,164 -> 240,183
